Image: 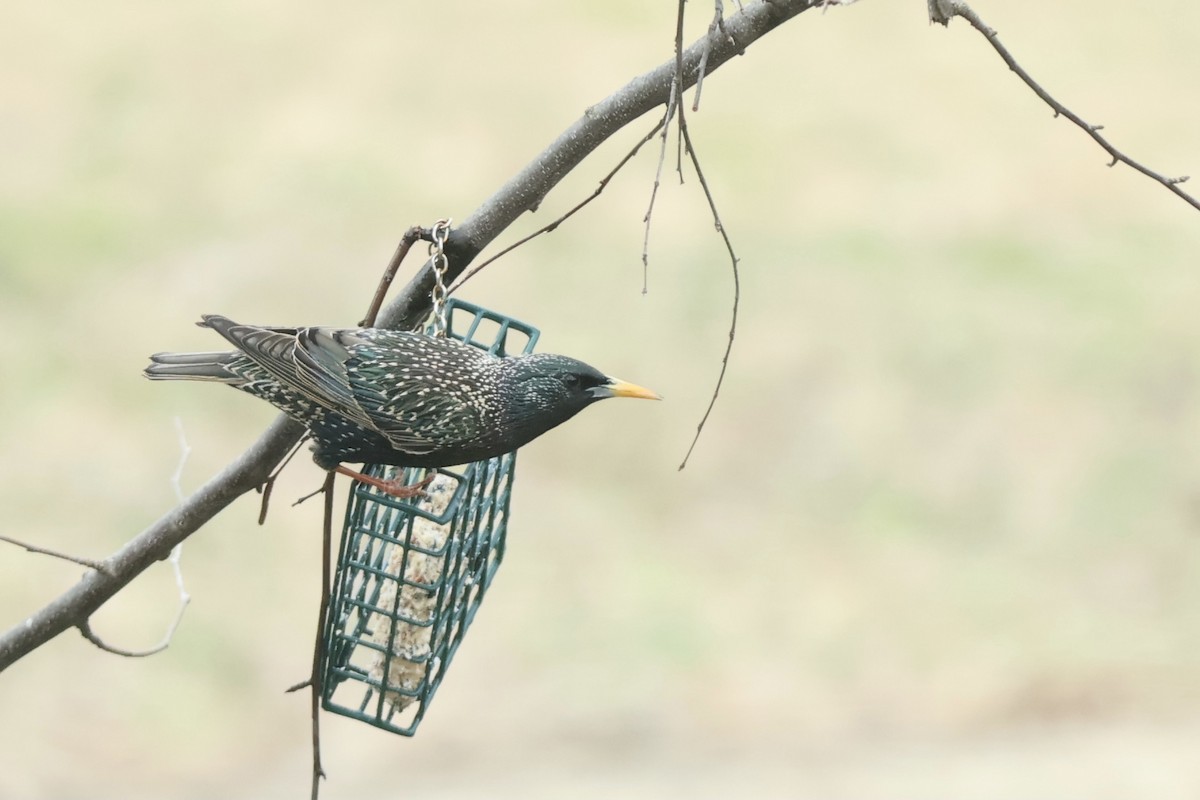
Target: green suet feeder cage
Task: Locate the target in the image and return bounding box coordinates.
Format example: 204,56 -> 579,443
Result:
321,298 -> 539,736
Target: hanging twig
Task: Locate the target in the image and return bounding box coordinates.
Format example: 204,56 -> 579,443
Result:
930,0 -> 1197,212
312,471 -> 335,800
285,471 -> 335,800
675,105 -> 741,470
155,417 -> 194,652
77,619 -> 169,658
658,0 -> 743,470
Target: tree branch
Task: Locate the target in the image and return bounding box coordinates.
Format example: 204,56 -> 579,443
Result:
930,0 -> 1198,213
378,0 -> 820,329
0,0 -> 821,673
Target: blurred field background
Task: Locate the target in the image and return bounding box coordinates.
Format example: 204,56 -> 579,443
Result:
3,1 -> 1200,798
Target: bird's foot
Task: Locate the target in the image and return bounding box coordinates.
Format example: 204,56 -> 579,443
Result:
334,465 -> 435,500
375,472 -> 435,499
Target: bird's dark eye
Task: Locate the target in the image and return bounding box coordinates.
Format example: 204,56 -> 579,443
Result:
564,373 -> 582,389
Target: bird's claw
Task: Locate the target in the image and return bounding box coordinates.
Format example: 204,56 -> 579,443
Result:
374,472 -> 436,500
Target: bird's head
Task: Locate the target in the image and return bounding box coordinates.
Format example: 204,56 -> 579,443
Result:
498,353 -> 660,444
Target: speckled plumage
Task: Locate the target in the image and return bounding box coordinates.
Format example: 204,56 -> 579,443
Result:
145,315 -> 658,470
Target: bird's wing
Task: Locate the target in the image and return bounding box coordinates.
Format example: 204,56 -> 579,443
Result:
332,331 -> 489,456
205,316 -> 485,457
286,327 -> 448,450
291,327 -> 361,412
202,315 -> 383,434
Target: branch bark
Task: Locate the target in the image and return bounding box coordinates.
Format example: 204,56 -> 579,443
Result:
0,0 -> 820,673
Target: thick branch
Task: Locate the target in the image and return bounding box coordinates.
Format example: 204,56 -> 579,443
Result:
0,0 -> 819,673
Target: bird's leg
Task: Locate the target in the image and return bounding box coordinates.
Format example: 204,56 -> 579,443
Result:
334,465 -> 435,499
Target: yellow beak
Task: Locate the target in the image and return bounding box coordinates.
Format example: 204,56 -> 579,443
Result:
595,377 -> 663,401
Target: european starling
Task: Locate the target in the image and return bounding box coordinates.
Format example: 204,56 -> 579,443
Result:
145,315 -> 660,495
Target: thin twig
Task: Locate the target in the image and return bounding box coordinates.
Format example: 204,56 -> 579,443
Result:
157,417 -> 193,651
674,1 -> 687,182
170,417 -> 192,501
361,227 -> 431,327
77,619 -> 168,658
693,3 -> 718,112
642,83 -> 678,296
292,483 -> 327,508
448,118 -> 667,294
934,0 -> 1197,212
257,433 -> 310,525
305,471 -> 336,800
0,534 -> 112,576
676,103 -> 740,471
695,2 -> 738,112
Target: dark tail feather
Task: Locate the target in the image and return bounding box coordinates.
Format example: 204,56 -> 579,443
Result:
144,351 -> 240,382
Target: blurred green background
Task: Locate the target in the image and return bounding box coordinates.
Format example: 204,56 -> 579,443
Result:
3,2 -> 1200,798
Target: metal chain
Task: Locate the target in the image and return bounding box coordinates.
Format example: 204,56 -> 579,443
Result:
428,218 -> 452,337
